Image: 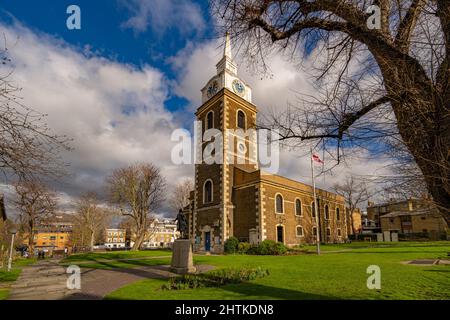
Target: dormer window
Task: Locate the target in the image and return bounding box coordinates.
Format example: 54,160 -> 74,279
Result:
237,110 -> 246,129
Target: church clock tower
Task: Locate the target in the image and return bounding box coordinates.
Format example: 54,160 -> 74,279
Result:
192,34 -> 258,253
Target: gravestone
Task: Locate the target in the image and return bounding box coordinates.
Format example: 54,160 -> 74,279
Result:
376,233 -> 384,242
391,232 -> 398,242
249,228 -> 258,245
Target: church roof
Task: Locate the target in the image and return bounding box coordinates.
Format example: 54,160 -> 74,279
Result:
233,166 -> 344,201
380,208 -> 440,218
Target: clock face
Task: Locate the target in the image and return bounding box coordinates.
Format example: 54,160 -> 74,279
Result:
207,80 -> 218,98
238,141 -> 246,153
232,79 -> 245,96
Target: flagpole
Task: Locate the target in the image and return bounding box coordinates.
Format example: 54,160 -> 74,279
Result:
310,148 -> 320,255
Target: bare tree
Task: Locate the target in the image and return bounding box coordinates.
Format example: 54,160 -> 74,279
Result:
213,0 -> 450,225
0,217 -> 7,267
14,180 -> 57,253
0,39 -> 71,181
106,163 -> 166,251
333,176 -> 370,234
169,179 -> 194,214
72,192 -> 110,252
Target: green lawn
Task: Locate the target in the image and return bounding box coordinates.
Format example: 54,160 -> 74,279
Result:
0,258 -> 37,300
60,249 -> 173,270
0,258 -> 36,282
104,242 -> 450,300
0,289 -> 9,300
299,241 -> 450,252
62,249 -> 172,262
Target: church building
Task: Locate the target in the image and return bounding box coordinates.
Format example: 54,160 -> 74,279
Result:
184,35 -> 347,253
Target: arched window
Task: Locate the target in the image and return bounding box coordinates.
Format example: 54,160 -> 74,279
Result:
337,229 -> 342,237
325,205 -> 329,220
296,226 -> 304,237
312,227 -> 317,236
311,201 -> 316,218
295,199 -> 302,216
237,110 -> 246,129
326,228 -> 331,236
204,180 -> 213,203
275,194 -> 284,213
336,207 -> 340,221
206,111 -> 214,130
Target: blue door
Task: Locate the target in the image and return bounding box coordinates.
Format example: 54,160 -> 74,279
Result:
205,232 -> 211,251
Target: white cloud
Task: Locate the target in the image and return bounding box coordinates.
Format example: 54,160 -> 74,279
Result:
119,0 -> 205,35
0,22 -> 193,216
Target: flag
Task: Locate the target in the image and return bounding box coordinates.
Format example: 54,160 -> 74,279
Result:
312,154 -> 324,164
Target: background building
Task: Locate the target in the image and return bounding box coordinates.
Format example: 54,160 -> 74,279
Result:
31,214 -> 74,254
143,219 -> 179,248
380,208 -> 448,240
367,198 -> 429,228
105,228 -> 126,248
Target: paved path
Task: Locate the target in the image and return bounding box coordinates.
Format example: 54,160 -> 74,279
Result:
67,264 -> 214,300
8,259 -> 77,300
8,259 -> 214,300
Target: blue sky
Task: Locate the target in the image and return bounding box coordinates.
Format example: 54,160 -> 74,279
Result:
0,0 -> 214,112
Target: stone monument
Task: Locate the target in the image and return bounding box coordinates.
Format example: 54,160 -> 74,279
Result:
170,209 -> 196,274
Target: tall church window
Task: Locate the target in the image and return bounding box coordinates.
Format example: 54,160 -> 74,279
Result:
204,180 -> 213,203
237,110 -> 246,129
206,111 -> 214,129
311,201 -> 316,218
325,205 -> 329,220
295,199 -> 302,216
275,194 -> 284,213
336,207 -> 340,221
296,226 -> 304,237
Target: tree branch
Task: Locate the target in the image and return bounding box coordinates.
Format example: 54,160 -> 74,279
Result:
395,0 -> 426,52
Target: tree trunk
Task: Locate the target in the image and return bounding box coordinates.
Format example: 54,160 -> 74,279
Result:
132,227 -> 146,251
89,229 -> 95,252
377,56 -> 450,227
390,95 -> 450,227
28,219 -> 34,255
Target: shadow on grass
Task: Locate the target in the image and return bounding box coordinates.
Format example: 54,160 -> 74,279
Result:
78,260 -> 174,280
62,250 -> 172,263
329,250 -> 447,255
78,258 -> 171,270
219,282 -> 337,300
424,269 -> 450,273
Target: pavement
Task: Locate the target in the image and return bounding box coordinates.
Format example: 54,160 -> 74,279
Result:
8,259 -> 76,300
7,259 -> 214,300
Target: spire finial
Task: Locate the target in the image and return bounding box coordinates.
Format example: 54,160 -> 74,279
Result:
224,32 -> 232,59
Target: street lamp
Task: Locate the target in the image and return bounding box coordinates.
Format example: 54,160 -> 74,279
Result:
7,227 -> 17,272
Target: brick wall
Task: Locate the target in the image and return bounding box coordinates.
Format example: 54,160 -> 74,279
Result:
261,180 -> 347,246
233,184 -> 258,241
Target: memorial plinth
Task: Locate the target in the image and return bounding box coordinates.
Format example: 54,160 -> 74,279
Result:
170,239 -> 196,274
